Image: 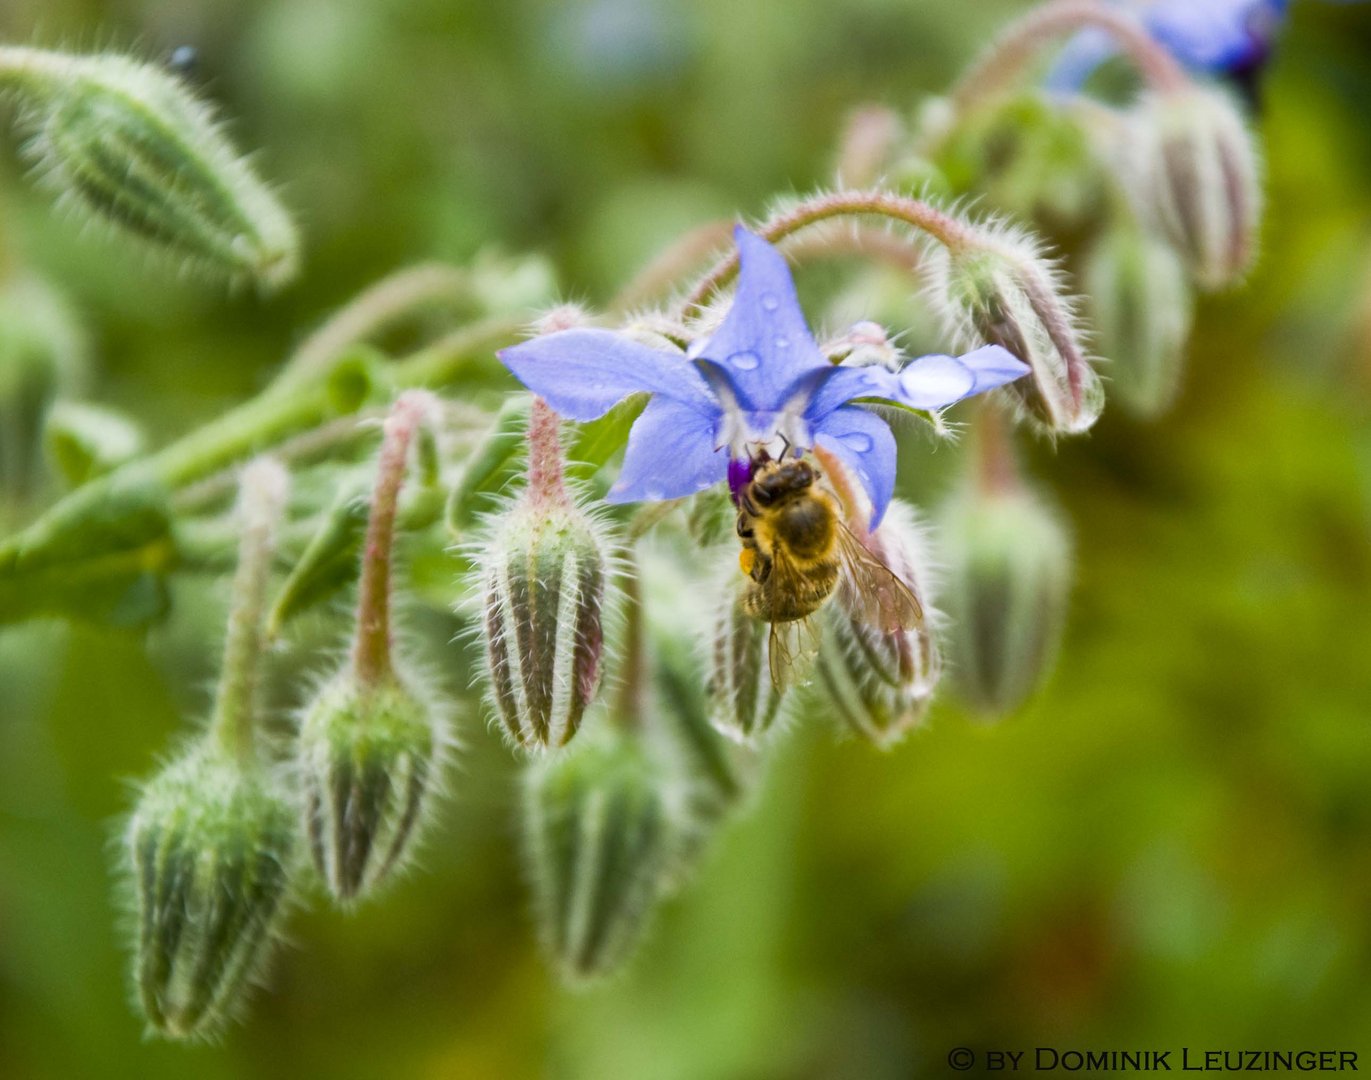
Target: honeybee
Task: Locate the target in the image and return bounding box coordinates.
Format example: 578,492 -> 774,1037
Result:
735,452 -> 923,687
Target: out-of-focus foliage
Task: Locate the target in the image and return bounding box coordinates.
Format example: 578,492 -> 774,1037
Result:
1,0 -> 1370,1077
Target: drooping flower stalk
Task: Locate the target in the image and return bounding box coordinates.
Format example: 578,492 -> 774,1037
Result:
209,458 -> 290,764
353,391 -> 434,686
297,390 -> 448,904
679,191 -> 978,314
126,457 -> 295,1040
946,0 -> 1189,116
479,347 -> 612,750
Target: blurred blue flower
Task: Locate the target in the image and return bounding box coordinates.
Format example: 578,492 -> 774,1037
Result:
1047,0 -> 1358,89
499,227 -> 1027,527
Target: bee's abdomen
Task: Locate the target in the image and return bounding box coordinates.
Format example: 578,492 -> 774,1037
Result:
742,559 -> 839,622
776,499 -> 835,560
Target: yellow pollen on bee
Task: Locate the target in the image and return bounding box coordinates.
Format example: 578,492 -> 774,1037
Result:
739,547 -> 756,576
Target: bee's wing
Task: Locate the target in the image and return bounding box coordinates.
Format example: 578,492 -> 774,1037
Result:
762,545 -> 821,691
766,616 -> 819,692
833,521 -> 925,634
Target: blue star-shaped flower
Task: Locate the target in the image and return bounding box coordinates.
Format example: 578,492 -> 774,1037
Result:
1048,0 -> 1297,88
498,227 -> 1028,528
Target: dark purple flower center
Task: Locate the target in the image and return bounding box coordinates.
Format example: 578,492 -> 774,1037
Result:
727,457 -> 754,503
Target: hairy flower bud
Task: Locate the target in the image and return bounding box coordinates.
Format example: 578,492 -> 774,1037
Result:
931,228 -> 1103,434
44,399 -> 145,486
1084,222 -> 1193,418
2,48 -> 299,287
125,745 -> 295,1040
938,482 -> 1072,717
480,497 -> 609,750
936,92 -> 1104,228
298,671 -> 443,903
1133,87 -> 1261,291
522,726 -> 671,984
706,579 -> 785,741
816,503 -> 940,748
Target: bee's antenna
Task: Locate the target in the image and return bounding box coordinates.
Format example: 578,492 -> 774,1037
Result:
777,433 -> 792,460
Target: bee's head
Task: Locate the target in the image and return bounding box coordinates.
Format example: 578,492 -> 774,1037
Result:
750,457 -> 816,507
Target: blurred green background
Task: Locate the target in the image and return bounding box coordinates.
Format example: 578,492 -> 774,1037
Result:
2,0 -> 1371,1077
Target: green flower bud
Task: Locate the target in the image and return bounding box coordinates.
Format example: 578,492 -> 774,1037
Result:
628,541 -> 762,892
522,726 -> 671,984
1,48 -> 299,287
125,744 -> 295,1040
1133,87 -> 1260,291
938,481 -> 1072,717
935,92 -> 1103,228
1083,221 -> 1193,418
44,399 -> 145,486
298,670 -> 443,903
816,503 -> 940,748
931,226 -> 1104,435
706,578 -> 785,742
479,497 -> 610,751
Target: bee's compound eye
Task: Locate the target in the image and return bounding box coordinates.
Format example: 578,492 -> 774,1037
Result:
751,485 -> 775,507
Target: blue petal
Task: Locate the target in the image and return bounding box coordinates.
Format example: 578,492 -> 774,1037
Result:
1045,0 -> 1289,86
690,227 -> 828,410
499,328 -> 713,421
804,345 -> 1029,418
606,396 -> 728,503
813,406 -> 897,529
1146,0 -> 1284,70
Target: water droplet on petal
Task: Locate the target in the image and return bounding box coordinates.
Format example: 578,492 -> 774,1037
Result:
840,432 -> 874,453
760,293 -> 780,312
727,350 -> 760,371
774,335 -> 790,350
644,485 -> 667,501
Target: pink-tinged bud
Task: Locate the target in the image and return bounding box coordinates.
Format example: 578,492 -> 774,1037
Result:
1133,87 -> 1261,291
816,502 -> 940,748
481,501 -> 606,749
706,578 -> 785,742
930,225 -> 1104,434
477,403 -> 610,750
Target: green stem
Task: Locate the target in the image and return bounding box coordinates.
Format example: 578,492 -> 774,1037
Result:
275,263 -> 476,388
973,398 -> 1021,497
0,315 -> 520,561
208,458 -> 288,764
612,562 -> 646,732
